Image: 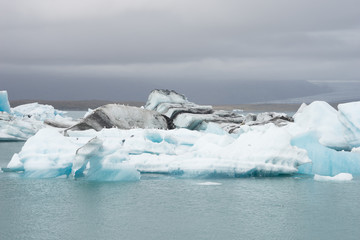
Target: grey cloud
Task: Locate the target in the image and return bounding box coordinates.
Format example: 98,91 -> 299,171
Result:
0,0 -> 360,102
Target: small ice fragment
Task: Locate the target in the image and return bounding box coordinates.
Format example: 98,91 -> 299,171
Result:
196,182 -> 222,186
314,173 -> 353,182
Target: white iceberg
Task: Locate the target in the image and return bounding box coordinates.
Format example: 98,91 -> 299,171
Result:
352,147 -> 360,154
196,182 -> 222,186
12,102 -> 66,121
8,128 -> 78,178
291,101 -> 349,150
6,124 -> 310,180
0,98 -> 74,141
0,114 -> 44,141
338,101 -> 360,148
288,100 -> 360,176
314,173 -> 353,182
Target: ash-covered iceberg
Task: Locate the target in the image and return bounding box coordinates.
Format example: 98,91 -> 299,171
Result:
145,89 -> 293,133
66,104 -> 173,132
0,90 -> 11,113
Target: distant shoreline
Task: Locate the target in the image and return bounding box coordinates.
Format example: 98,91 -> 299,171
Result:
9,100 -> 145,111
9,99 -> 342,112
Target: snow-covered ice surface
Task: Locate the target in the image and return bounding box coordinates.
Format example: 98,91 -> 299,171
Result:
314,173 -> 353,182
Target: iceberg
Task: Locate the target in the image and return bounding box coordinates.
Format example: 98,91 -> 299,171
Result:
72,136 -> 140,181
0,98 -> 75,141
291,133 -> 360,176
196,182 -> 222,186
338,102 -> 360,148
0,114 -> 44,141
8,128 -> 78,178
0,90 -> 11,113
314,173 -> 353,182
4,89 -> 360,181
6,124 -> 309,180
145,89 -> 293,133
291,101 -> 349,150
12,102 -> 66,121
288,100 -> 360,175
66,104 -> 172,132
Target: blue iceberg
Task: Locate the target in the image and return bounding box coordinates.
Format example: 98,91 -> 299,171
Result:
292,132 -> 360,176
0,90 -> 11,113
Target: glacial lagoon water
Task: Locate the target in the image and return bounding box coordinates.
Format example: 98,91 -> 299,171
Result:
1,111 -> 360,240
2,142 -> 360,240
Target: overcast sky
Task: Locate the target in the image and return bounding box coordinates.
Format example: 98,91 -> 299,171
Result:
1,0 -> 360,103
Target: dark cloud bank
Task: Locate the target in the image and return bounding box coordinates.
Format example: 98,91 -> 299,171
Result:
1,0 -> 359,104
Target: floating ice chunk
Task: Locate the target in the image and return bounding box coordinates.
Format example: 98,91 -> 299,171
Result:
232,109 -> 243,114
1,101 -> 72,141
196,182 -> 222,186
7,128 -> 79,178
73,136 -> 140,181
6,128 -> 139,180
352,147 -> 360,154
291,101 -> 349,150
314,173 -> 353,182
292,133 -> 360,176
145,89 -> 189,111
12,102 -> 66,121
0,91 -> 11,113
0,115 -> 44,141
338,101 -> 360,148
